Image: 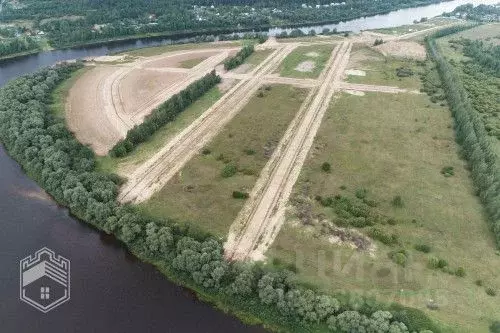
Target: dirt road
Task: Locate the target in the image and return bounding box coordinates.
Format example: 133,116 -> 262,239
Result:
67,48 -> 238,155
339,82 -> 417,94
224,42 -> 352,261
118,44 -> 299,204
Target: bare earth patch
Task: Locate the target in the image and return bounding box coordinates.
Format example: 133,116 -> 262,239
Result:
375,41 -> 426,60
345,69 -> 366,76
345,90 -> 365,96
294,60 -> 316,73
305,52 -> 319,57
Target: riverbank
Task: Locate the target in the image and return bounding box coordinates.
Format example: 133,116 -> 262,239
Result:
0,0 -> 453,62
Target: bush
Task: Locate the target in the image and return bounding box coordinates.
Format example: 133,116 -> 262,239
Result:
355,188 -> 367,199
415,244 -> 432,253
201,148 -> 211,155
243,148 -> 255,155
224,44 -> 254,70
373,39 -> 384,46
232,191 -> 249,199
369,228 -> 398,246
441,166 -> 454,177
321,162 -> 331,173
389,249 -> 408,267
221,163 -> 238,178
490,321 -> 500,333
396,67 -> 414,77
475,279 -> 484,286
455,267 -> 466,277
486,287 -> 497,297
392,195 -> 404,208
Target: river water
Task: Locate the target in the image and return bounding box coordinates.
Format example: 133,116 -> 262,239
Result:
0,1 -> 496,332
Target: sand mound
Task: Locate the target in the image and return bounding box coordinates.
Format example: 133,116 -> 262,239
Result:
375,41 -> 426,60
306,52 -> 319,57
295,60 -> 316,72
346,69 -> 366,76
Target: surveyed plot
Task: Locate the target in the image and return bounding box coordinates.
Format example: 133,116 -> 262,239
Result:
268,91 -> 500,333
138,85 -> 309,237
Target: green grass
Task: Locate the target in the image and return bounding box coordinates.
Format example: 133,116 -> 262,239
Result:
123,40 -> 246,57
179,57 -> 207,68
268,90 -> 500,332
138,85 -> 308,237
49,67 -> 90,118
347,46 -> 423,90
278,44 -> 334,79
97,87 -> 223,175
244,49 -> 273,66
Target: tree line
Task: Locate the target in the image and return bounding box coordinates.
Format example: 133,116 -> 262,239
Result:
0,36 -> 39,58
427,29 -> 500,247
0,63 -> 439,333
223,44 -> 254,70
0,0 -> 454,48
110,71 -> 221,157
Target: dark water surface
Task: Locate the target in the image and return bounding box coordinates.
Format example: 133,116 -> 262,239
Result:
0,0 -> 496,331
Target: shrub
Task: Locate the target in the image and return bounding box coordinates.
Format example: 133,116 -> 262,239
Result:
392,195 -> 404,208
455,267 -> 466,277
441,166 -> 454,177
415,244 -> 432,253
427,256 -> 440,269
369,228 -> 398,246
201,148 -> 211,155
243,148 -> 255,155
389,249 -> 408,267
232,191 -> 249,199
355,188 -> 367,199
373,39 -> 384,46
486,287 -> 497,297
396,67 -> 414,77
437,258 -> 448,269
321,162 -> 331,173
475,279 -> 484,286
490,321 -> 500,333
224,44 -> 254,70
221,163 -> 238,178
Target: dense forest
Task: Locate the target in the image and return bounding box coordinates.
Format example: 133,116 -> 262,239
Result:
0,36 -> 39,57
0,63 -> 440,333
443,3 -> 500,21
0,0 -> 448,48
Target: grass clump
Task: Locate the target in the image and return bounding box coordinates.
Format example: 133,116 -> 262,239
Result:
232,191 -> 249,199
321,162 -> 332,173
391,195 -> 405,208
441,166 -> 455,177
221,163 -> 238,178
414,244 -> 432,253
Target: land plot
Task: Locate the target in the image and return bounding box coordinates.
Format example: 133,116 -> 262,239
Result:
138,85 -> 308,237
269,92 -> 500,333
277,44 -> 334,79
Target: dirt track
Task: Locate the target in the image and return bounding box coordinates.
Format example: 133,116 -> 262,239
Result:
224,42 -> 352,261
118,44 -> 299,204
67,48 -> 237,155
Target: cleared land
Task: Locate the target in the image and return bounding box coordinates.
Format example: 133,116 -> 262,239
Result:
346,46 -> 423,90
118,44 -> 299,204
225,42 -> 352,261
139,85 -> 308,237
277,44 -> 335,79
66,48 -> 236,155
268,90 -> 500,332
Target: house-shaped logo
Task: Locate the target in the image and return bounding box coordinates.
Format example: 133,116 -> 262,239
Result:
19,247 -> 70,313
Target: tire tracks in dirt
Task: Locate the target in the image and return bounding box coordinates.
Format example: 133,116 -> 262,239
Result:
118,44 -> 299,204
224,42 -> 352,261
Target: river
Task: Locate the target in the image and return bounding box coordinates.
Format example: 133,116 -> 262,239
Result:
0,0 -> 496,332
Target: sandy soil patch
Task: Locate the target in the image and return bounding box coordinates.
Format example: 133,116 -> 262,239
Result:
118,69 -> 186,115
375,41 -> 426,60
305,52 -> 319,57
67,66 -> 127,155
345,69 -> 366,76
143,50 -> 222,68
294,60 -> 316,73
345,90 -> 365,96
85,55 -> 128,63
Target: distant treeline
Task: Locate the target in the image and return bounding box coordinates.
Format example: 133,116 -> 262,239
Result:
1,0 -> 452,48
110,70 -> 221,157
0,64 -> 440,333
0,36 -> 39,58
427,27 -> 500,247
224,44 -> 254,70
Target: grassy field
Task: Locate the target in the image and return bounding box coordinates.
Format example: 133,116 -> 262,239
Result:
346,46 -> 423,90
370,17 -> 458,37
138,85 -> 308,237
123,40 -> 245,57
179,57 -> 207,68
276,35 -> 344,43
268,90 -> 500,332
97,87 -> 224,175
277,44 -> 334,79
244,49 -> 273,66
